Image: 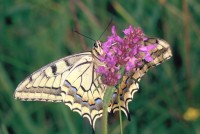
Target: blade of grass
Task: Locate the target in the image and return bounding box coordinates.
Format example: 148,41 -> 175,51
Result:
112,1 -> 138,26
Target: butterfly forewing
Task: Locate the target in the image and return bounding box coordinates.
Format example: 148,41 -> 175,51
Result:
132,38 -> 172,80
14,52 -> 92,102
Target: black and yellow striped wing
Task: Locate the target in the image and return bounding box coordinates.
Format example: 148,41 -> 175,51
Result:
60,54 -> 107,128
108,38 -> 172,118
14,52 -> 92,102
14,52 -> 107,129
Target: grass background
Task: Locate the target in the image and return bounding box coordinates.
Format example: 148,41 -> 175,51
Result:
1,0 -> 200,134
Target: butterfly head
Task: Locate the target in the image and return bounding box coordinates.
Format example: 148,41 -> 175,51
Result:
94,40 -> 102,49
92,40 -> 103,56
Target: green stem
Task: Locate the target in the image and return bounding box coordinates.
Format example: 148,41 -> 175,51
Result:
102,87 -> 116,134
118,88 -> 123,134
102,67 -> 125,134
102,103 -> 108,134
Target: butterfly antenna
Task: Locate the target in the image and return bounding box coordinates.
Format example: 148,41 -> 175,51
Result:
98,18 -> 113,40
74,30 -> 96,42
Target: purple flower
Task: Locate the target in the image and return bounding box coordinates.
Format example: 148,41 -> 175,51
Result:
126,57 -> 137,71
139,44 -> 156,52
123,25 -> 133,35
96,25 -> 157,86
96,66 -> 121,86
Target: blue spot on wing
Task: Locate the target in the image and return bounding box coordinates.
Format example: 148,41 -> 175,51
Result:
95,98 -> 102,104
95,98 -> 103,110
65,80 -> 72,88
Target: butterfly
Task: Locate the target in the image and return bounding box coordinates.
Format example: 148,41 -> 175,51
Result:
14,38 -> 172,131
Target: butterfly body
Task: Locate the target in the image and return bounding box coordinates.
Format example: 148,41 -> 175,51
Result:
14,38 -> 172,129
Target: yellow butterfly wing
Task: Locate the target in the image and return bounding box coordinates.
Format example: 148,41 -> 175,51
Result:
14,51 -> 107,129
108,38 -> 172,119
14,52 -> 92,102
60,54 -> 107,128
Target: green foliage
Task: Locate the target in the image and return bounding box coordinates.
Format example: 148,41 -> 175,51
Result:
0,0 -> 200,134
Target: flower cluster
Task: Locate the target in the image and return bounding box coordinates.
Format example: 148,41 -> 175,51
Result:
96,25 -> 157,86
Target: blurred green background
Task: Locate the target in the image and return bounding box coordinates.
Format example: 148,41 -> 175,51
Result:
1,0 -> 200,134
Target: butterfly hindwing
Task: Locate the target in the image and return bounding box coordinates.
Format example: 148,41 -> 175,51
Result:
109,76 -> 139,119
60,54 -> 107,128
